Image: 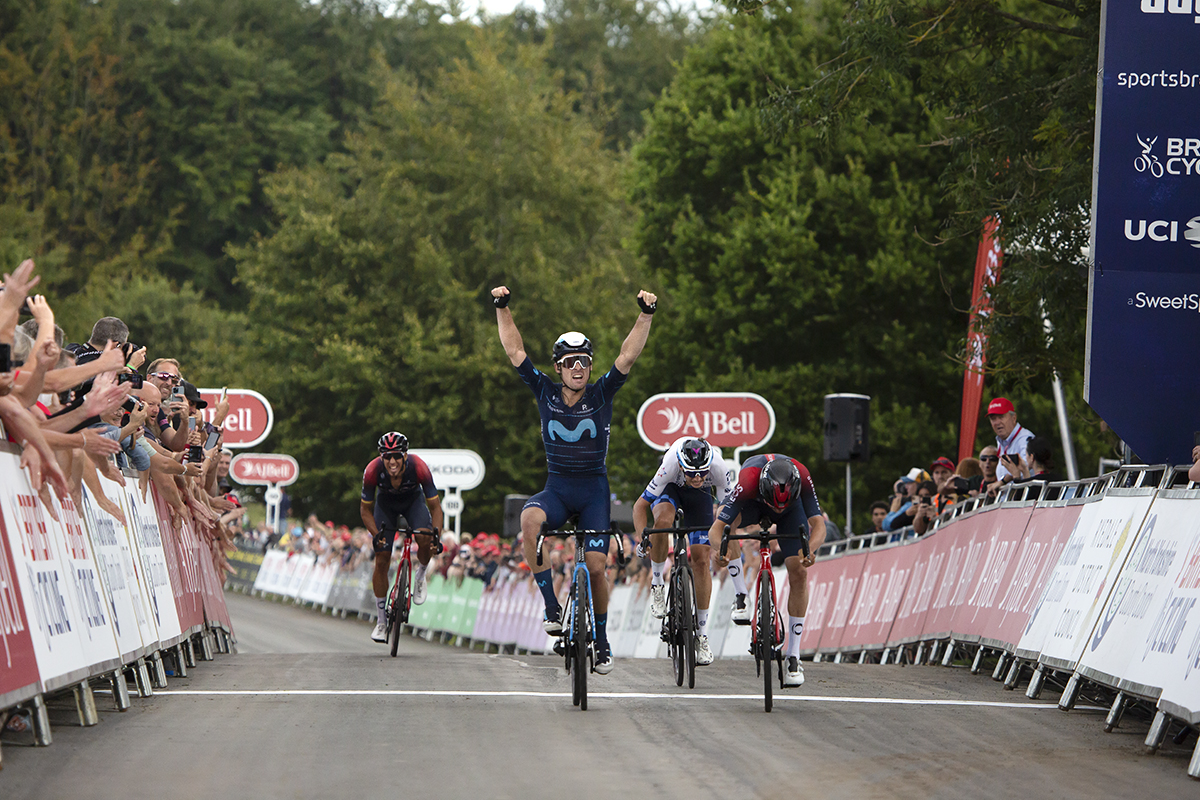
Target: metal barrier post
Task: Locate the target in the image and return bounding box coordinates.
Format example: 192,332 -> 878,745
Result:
197,631 -> 215,661
941,639 -> 956,666
111,670 -> 131,711
31,695 -> 52,746
928,641 -> 940,664
1189,738 -> 1200,779
133,658 -> 154,697
150,652 -> 169,689
881,648 -> 891,665
183,638 -> 197,668
970,647 -> 985,674
1003,658 -> 1023,690
992,653 -> 1009,680
1026,665 -> 1045,699
914,642 -> 925,665
1058,673 -> 1081,710
73,680 -> 99,727
173,644 -> 189,677
1144,710 -> 1169,753
1104,693 -> 1128,733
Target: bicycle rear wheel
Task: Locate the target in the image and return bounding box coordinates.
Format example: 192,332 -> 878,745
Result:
758,581 -> 774,713
574,578 -> 590,711
389,560 -> 410,658
679,568 -> 696,689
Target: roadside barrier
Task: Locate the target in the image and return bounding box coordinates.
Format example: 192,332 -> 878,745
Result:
0,445 -> 234,765
232,465 -> 1200,777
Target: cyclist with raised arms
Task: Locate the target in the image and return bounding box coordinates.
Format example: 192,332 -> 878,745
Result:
361,432 -> 444,644
708,453 -> 825,687
632,436 -> 732,666
491,284 -> 657,674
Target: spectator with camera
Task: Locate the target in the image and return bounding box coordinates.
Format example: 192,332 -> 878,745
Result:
1010,436 -> 1061,484
987,397 -> 1035,488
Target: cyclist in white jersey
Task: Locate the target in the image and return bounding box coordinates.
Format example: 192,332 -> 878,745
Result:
632,436 -> 734,666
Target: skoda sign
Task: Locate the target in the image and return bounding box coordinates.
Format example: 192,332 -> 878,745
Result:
636,393 -> 775,453
409,449 -> 485,491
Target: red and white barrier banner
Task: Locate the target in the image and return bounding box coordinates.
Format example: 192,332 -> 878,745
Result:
1025,491 -> 1156,670
803,550 -> 868,653
998,503 -> 1082,657
840,542 -> 921,650
887,535 -> 942,645
80,485 -> 157,662
0,474 -> 40,704
920,514 -> 990,640
946,505 -> 1037,645
1079,493 -> 1200,700
0,458 -> 120,690
124,484 -> 183,645
151,490 -> 205,635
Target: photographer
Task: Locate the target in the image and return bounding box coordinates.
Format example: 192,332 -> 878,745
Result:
910,481 -> 939,535
883,472 -> 925,532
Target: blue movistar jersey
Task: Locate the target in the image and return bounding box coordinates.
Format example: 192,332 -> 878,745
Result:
516,356 -> 627,475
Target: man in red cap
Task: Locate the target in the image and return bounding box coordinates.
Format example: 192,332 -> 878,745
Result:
929,457 -> 956,494
986,397 -> 1035,488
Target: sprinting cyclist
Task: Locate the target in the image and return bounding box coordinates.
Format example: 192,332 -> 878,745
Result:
361,432 -> 444,643
708,453 -> 826,687
632,436 -> 732,666
491,284 -> 657,674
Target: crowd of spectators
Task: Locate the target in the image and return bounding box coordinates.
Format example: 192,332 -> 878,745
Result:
0,259 -> 241,575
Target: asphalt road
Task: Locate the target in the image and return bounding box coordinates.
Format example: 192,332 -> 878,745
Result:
2,592 -> 1196,799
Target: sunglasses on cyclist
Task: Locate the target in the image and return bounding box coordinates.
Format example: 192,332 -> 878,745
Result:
683,469 -> 708,479
557,354 -> 592,370
150,372 -> 181,383
381,452 -> 406,461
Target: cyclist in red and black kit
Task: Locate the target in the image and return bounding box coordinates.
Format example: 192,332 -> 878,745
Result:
707,453 -> 826,687
360,432 -> 444,643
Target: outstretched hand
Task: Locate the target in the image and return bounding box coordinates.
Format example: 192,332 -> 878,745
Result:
491,286 -> 511,309
1,259 -> 41,310
636,290 -> 657,315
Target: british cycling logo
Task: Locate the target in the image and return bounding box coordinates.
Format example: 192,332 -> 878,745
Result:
1123,215 -> 1200,248
1133,134 -> 1200,178
548,419 -> 596,442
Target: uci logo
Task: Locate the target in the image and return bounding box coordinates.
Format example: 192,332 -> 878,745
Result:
1124,216 -> 1200,248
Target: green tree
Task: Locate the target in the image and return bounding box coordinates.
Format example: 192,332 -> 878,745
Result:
235,36 -> 639,527
622,4 -> 978,531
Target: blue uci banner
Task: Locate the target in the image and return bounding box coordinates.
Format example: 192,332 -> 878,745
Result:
1087,0 -> 1200,465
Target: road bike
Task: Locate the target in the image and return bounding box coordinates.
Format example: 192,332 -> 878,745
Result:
720,524 -> 809,712
640,510 -> 710,689
537,521 -> 625,711
385,525 -> 441,657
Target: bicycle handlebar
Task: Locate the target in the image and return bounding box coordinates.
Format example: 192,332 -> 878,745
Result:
535,522 -> 625,568
719,524 -> 810,559
388,526 -> 444,555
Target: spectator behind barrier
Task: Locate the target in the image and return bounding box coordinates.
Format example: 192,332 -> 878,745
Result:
1011,436 -> 1062,484
866,501 -> 889,534
987,396 -> 1035,485
1190,442 -> 1200,483
0,258 -> 240,579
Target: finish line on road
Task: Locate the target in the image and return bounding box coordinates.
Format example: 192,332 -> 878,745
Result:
153,688 -> 1101,710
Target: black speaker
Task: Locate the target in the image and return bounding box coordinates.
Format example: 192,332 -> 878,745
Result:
824,394 -> 871,462
503,494 -> 530,539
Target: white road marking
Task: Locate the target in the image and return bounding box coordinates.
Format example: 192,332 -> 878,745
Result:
152,688 -> 1101,710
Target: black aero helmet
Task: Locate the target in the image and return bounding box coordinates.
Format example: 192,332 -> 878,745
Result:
677,438 -> 712,473
552,331 -> 593,363
377,431 -> 409,455
759,456 -> 801,512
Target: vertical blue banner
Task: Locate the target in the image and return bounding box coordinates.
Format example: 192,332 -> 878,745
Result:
1087,0 -> 1200,464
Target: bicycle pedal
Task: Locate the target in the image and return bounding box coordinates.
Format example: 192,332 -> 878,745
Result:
552,638 -> 567,656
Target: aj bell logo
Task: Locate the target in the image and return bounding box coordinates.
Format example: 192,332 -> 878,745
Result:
1134,135 -> 1200,178
1124,215 -> 1200,248
1139,0 -> 1200,21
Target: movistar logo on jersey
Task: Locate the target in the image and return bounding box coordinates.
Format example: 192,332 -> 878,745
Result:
588,538 -> 606,549
548,419 -> 597,442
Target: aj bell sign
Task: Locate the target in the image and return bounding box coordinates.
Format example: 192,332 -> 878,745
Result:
229,453 -> 298,486
197,389 -> 274,449
636,393 -> 775,452
1087,0 -> 1200,464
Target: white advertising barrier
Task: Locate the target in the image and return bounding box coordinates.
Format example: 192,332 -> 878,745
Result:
80,484 -> 156,663
253,549 -> 291,595
298,559 -> 339,606
1079,488 -> 1200,703
1023,488 -> 1156,671
103,480 -> 164,655
122,481 -> 183,646
0,457 -> 121,691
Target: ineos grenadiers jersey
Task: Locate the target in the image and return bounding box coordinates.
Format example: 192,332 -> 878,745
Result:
361,455 -> 438,504
516,356 -> 627,475
641,437 -> 734,505
717,453 -> 822,524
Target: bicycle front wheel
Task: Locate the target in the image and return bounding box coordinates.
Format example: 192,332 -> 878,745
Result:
758,581 -> 774,713
670,575 -> 684,687
574,578 -> 590,711
679,568 -> 696,690
389,560 -> 410,658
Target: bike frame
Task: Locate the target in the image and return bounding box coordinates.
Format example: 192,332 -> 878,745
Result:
536,524 -> 626,669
